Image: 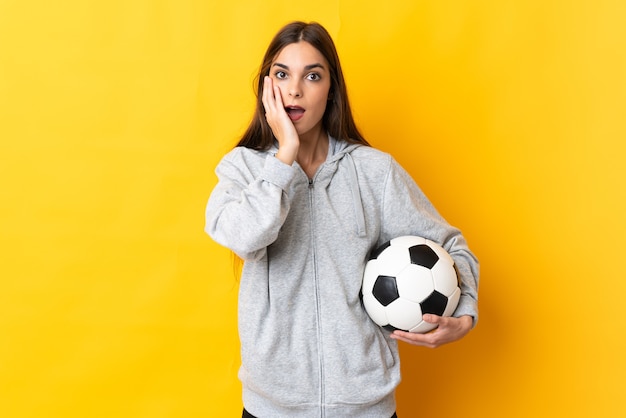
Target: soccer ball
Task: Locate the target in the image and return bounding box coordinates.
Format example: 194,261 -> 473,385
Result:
361,235 -> 461,333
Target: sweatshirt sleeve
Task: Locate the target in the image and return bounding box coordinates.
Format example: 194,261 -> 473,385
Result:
381,158 -> 480,325
205,149 -> 297,261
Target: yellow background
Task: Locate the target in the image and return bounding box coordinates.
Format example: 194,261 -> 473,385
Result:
1,1 -> 625,417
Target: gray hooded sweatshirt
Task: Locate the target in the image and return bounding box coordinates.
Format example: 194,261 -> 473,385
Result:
205,136 -> 479,418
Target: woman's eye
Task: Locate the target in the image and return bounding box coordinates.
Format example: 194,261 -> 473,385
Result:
275,71 -> 287,79
307,73 -> 321,81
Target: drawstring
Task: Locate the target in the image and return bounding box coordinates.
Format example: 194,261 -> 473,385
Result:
344,153 -> 367,237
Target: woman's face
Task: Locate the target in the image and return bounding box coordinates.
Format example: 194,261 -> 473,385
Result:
269,41 -> 332,138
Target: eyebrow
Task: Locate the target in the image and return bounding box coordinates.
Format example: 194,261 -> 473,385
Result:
272,62 -> 326,71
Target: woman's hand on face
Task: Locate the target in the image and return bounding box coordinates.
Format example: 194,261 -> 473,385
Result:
262,76 -> 299,165
389,315 -> 473,348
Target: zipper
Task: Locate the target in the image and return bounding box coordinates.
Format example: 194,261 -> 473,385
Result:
307,176 -> 325,418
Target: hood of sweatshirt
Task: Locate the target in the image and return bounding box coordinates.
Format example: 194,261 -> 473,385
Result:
269,135 -> 367,238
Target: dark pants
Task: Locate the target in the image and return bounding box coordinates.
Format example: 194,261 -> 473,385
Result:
243,409 -> 397,418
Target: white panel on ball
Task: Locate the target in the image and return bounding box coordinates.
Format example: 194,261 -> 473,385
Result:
394,265 -> 434,303
362,292 -> 389,326
409,320 -> 437,334
376,246 -> 411,276
430,261 -> 459,296
361,260 -> 380,293
385,298 -> 423,331
442,287 -> 461,317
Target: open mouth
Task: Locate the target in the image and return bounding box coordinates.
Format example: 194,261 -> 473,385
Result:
285,106 -> 305,121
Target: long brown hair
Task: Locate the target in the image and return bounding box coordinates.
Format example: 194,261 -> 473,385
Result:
237,21 -> 369,149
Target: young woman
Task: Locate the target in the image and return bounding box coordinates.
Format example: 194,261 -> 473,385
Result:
205,21 -> 479,418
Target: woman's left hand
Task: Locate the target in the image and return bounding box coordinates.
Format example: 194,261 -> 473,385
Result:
390,314 -> 473,348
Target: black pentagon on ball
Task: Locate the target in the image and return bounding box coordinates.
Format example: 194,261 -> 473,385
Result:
419,290 -> 449,316
372,275 -> 399,306
408,244 -> 439,269
368,240 -> 391,260
383,324 -> 403,332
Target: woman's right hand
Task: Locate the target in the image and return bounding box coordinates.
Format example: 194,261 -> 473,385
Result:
262,76 -> 299,165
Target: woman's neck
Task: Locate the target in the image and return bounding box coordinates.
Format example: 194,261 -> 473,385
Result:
297,128 -> 328,179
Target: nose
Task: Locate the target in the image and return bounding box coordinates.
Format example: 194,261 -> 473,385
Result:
288,80 -> 302,98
